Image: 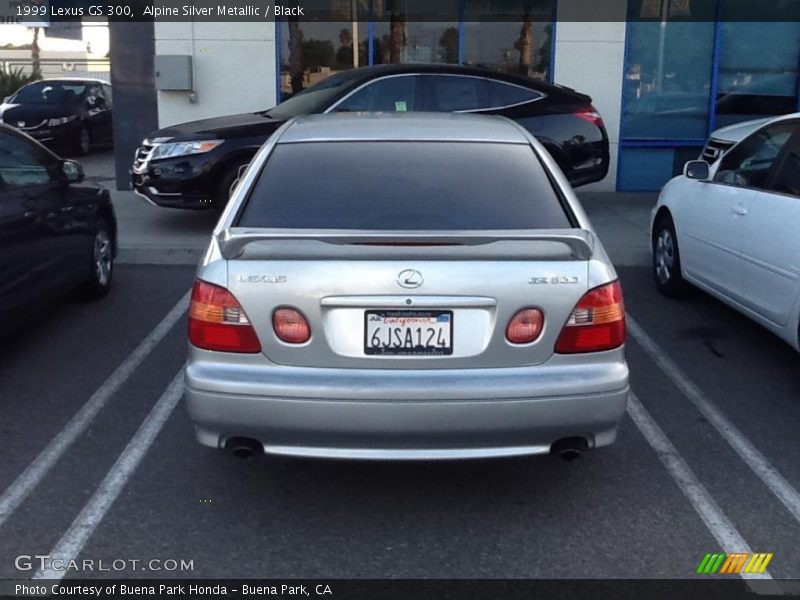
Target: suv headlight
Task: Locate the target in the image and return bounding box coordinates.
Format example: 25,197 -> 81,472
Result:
151,140 -> 223,160
47,115 -> 76,127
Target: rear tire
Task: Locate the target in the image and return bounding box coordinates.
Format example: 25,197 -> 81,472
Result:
653,215 -> 685,298
81,220 -> 114,299
214,161 -> 250,210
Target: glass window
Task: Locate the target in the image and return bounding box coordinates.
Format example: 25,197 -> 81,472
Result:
87,84 -> 104,108
371,1 -> 459,65
621,0 -> 716,140
770,136 -> 800,197
0,132 -> 55,188
333,75 -> 419,112
715,3 -> 800,128
713,122 -> 796,190
462,0 -> 554,80
269,70 -> 363,119
12,81 -> 88,105
423,75 -> 488,111
280,20 -> 369,97
238,142 -> 569,230
102,84 -> 113,108
486,80 -> 543,107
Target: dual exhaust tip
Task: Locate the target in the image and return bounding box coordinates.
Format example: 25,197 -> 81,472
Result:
224,436 -> 590,462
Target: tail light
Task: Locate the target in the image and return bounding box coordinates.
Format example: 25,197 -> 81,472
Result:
506,308 -> 544,344
555,281 -> 625,354
575,104 -> 605,129
272,308 -> 311,344
188,280 -> 261,353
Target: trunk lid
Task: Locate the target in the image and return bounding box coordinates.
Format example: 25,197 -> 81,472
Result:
222,230 -> 594,369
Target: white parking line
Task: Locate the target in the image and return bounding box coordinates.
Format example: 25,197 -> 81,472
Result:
627,392 -> 771,582
0,292 -> 190,529
34,368 -> 185,581
627,314 -> 800,527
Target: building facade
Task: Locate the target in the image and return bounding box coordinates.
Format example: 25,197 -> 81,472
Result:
124,0 -> 800,192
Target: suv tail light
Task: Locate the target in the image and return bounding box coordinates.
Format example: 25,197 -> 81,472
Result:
506,308 -> 544,344
575,104 -> 605,129
555,281 -> 625,354
188,280 -> 261,353
272,308 -> 311,344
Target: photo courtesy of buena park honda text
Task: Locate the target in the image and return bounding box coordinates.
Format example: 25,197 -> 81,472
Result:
1,0 -> 800,598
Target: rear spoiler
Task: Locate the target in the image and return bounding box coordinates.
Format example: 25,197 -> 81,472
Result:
217,228 -> 595,260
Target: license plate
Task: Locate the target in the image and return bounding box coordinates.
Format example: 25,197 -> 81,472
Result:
364,310 -> 453,356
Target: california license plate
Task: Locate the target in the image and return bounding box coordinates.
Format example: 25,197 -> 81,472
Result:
364,310 -> 453,356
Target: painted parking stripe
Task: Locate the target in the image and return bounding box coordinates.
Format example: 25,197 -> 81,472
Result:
34,368 -> 185,581
0,292 -> 190,529
627,392 -> 771,582
627,314 -> 800,527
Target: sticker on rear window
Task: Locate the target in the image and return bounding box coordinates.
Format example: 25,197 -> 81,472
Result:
395,101 -> 407,112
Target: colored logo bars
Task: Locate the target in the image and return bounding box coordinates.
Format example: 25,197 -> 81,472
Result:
697,552 -> 773,575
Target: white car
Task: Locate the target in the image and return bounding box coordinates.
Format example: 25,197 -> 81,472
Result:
651,113 -> 800,351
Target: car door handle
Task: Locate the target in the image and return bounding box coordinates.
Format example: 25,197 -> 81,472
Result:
732,206 -> 748,216
23,211 -> 39,220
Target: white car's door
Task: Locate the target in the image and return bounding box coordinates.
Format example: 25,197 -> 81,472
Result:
738,123 -> 800,325
682,121 -> 796,302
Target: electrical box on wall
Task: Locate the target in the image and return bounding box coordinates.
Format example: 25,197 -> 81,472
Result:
154,55 -> 193,91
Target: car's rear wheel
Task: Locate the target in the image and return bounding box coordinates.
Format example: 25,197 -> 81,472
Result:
82,221 -> 113,299
215,160 -> 250,210
653,214 -> 685,297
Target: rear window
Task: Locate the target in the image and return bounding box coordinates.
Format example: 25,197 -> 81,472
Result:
237,141 -> 570,230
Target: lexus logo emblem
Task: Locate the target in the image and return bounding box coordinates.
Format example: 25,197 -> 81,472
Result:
397,269 -> 423,289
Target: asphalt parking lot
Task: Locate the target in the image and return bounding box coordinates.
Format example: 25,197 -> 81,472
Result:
0,153 -> 798,587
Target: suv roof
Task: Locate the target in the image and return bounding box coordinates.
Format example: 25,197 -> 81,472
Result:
277,113 -> 531,145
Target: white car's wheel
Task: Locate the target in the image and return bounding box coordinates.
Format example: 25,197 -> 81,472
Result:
653,215 -> 685,298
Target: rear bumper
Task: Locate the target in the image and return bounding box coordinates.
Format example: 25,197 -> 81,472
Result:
184,349 -> 629,460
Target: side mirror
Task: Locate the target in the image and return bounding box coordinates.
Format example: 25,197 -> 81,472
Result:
61,160 -> 85,184
684,160 -> 710,181
2,96 -> 10,104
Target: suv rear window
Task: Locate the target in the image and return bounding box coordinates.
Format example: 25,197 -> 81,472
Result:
237,142 -> 570,230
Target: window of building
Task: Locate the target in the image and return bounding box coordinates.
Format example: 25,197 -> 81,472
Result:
279,20 -> 369,97
276,2 -> 557,101
715,1 -> 800,128
618,0 -> 800,191
462,0 -> 553,81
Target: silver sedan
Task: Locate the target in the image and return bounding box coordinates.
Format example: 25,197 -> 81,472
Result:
184,113 -> 629,461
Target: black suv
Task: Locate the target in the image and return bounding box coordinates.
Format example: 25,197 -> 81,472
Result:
132,64 -> 609,210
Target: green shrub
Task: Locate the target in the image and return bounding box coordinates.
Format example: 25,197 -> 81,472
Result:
0,67 -> 41,100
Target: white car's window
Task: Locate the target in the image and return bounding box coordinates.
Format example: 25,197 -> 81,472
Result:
0,132 -> 55,188
238,141 -> 570,230
714,122 -> 796,190
770,135 -> 800,197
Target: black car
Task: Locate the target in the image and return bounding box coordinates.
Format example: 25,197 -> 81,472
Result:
0,124 -> 117,337
0,78 -> 113,156
132,65 -> 609,210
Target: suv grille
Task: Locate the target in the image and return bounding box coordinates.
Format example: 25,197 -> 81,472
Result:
701,138 -> 734,163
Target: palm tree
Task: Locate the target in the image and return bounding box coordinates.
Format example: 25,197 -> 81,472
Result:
31,27 -> 42,77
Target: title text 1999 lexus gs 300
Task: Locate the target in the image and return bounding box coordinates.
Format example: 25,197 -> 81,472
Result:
184,113 -> 629,461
